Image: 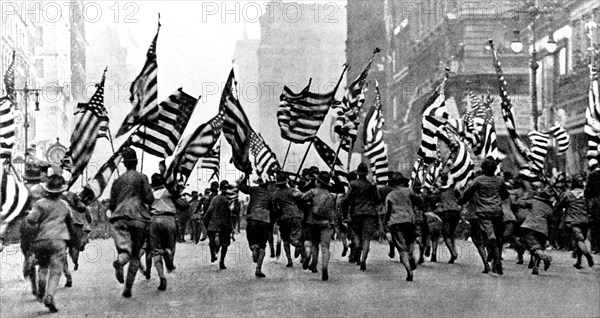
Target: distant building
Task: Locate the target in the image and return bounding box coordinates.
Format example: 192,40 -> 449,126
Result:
256,1 -> 347,171
233,24 -> 261,128
384,0 -> 531,174
0,0 -> 38,162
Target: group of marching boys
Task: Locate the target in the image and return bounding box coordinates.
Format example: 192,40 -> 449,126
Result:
7,147 -> 599,313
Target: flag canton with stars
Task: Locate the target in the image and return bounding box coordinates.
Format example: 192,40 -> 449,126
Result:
88,83 -> 107,118
313,138 -> 342,166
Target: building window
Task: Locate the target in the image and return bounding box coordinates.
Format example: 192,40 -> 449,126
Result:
558,47 -> 567,75
35,59 -> 44,78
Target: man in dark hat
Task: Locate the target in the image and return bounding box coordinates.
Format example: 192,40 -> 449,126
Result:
108,148 -> 154,298
148,173 -> 189,290
459,157 -> 509,275
19,164 -> 47,297
26,174 -> 75,312
204,180 -> 233,269
238,174 -> 272,277
272,172 -> 306,267
343,163 -> 382,271
385,172 -> 418,281
299,171 -> 338,281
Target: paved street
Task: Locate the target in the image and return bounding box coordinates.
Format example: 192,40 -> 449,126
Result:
1,234 -> 598,317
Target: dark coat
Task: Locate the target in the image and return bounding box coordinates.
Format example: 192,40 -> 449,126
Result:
26,198 -> 75,242
385,188 -> 418,226
555,189 -> 588,226
521,197 -> 552,236
433,187 -> 461,213
109,170 -> 154,224
205,194 -> 232,232
239,184 -> 272,223
458,175 -> 509,215
344,178 -> 381,216
272,186 -> 304,220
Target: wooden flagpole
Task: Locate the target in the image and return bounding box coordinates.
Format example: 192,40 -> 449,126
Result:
294,139 -> 314,180
106,127 -> 120,177
281,141 -> 292,169
140,126 -> 147,173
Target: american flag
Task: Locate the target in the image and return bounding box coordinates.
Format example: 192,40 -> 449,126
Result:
438,125 -> 474,189
586,67 -> 600,171
417,76 -> 449,164
200,143 -> 220,181
3,51 -> 15,102
75,101 -> 110,141
278,77 -> 342,144
0,98 -> 15,159
527,130 -> 550,172
164,112 -> 224,195
116,23 -> 160,138
64,71 -> 108,188
474,97 -> 499,160
131,88 -> 197,158
221,69 -> 252,173
549,125 -> 570,155
410,157 -> 424,186
249,131 -> 281,181
80,148 -> 124,205
491,40 -> 532,165
0,166 -> 28,240
312,136 -> 349,191
363,80 -> 388,186
334,49 -> 379,152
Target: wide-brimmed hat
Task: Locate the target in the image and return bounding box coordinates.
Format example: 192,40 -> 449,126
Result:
275,173 -> 288,185
121,148 -> 137,163
23,164 -> 42,182
42,174 -> 67,194
316,171 -> 332,185
220,180 -> 232,191
309,166 -> 320,175
210,181 -> 219,191
356,163 -> 369,176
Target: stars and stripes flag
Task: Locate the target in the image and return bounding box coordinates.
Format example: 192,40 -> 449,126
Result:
116,22 -> 160,138
79,149 -> 124,205
164,112 -> 224,195
586,67 -> 600,171
0,97 -> 15,159
334,49 -> 379,152
131,88 -> 197,158
438,125 -> 474,189
0,166 -> 28,240
312,136 -> 349,191
221,69 -> 252,173
250,131 -> 281,181
3,51 -> 15,102
64,70 -> 108,188
474,96 -> 499,160
410,157 -> 424,186
75,102 -> 111,141
363,80 -> 389,186
278,67 -> 345,144
200,143 -> 220,182
417,75 -> 449,164
549,125 -> 570,155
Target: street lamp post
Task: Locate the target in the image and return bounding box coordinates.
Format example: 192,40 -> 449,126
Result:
15,81 -> 41,169
510,3 -> 559,131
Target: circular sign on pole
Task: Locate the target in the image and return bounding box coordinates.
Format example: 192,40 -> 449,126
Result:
45,138 -> 68,166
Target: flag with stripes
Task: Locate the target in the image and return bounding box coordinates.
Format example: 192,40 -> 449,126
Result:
79,149 -> 124,205
0,98 -> 15,159
548,125 -> 570,155
250,131 -> 281,181
363,80 -> 388,186
410,157 -> 424,186
417,77 -> 449,164
75,102 -> 111,141
438,125 -> 474,189
312,136 -> 349,191
200,143 -> 220,181
116,24 -> 160,138
164,112 -> 224,194
527,130 -> 549,172
64,71 -> 108,188
491,41 -> 533,166
131,88 -> 197,158
278,79 -> 340,143
0,167 -> 28,239
3,51 -> 15,102
221,69 -> 252,173
585,67 -> 600,171
334,49 -> 379,152
474,98 -> 499,160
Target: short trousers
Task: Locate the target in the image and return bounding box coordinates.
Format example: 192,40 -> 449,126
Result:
279,217 -> 302,245
246,219 -> 270,249
389,223 -> 416,252
351,215 -> 379,240
308,223 -> 333,246
476,212 -> 504,242
522,229 -> 547,252
112,219 -> 148,258
149,215 -> 176,257
435,210 -> 460,237
208,230 -> 231,247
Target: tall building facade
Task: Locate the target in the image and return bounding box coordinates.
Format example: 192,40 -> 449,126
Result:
257,1 -> 347,170
383,0 -> 531,174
